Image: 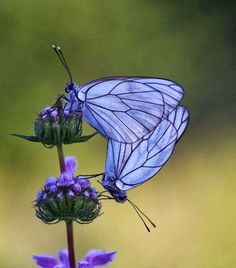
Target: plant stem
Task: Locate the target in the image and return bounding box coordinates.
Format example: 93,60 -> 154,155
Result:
56,144 -> 76,268
66,221 -> 76,268
57,144 -> 66,173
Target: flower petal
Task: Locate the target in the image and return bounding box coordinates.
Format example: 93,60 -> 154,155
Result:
58,250 -> 69,267
77,177 -> 90,189
32,255 -> 58,268
57,172 -> 74,187
84,250 -> 116,267
65,156 -> 77,175
78,260 -> 91,268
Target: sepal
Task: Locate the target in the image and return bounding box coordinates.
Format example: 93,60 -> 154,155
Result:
10,133 -> 40,142
73,132 -> 97,143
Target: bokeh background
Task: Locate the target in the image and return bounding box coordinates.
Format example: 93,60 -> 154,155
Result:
0,1 -> 235,267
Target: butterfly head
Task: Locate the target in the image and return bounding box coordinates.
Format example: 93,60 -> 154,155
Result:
111,190 -> 127,203
64,82 -> 83,113
102,174 -> 127,203
65,82 -> 78,93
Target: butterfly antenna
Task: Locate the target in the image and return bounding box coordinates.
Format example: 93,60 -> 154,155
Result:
79,173 -> 104,179
97,179 -> 104,186
52,44 -> 73,83
127,199 -> 156,232
128,198 -> 156,228
98,190 -> 114,200
98,190 -> 109,195
99,194 -> 114,200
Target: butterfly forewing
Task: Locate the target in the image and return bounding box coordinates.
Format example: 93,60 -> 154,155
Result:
133,78 -> 184,117
78,76 -> 184,143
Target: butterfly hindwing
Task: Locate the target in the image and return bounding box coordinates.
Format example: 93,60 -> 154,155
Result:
104,106 -> 189,191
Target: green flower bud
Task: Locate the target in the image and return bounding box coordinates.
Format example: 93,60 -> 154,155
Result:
35,176 -> 101,224
12,100 -> 97,146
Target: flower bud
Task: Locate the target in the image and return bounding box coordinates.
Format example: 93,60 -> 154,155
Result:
12,99 -> 97,146
34,100 -> 83,146
35,174 -> 101,224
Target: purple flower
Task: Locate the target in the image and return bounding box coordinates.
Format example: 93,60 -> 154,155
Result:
83,191 -> 90,199
65,156 -> 77,176
67,190 -> 75,198
57,172 -> 74,187
33,249 -> 68,268
78,250 -> 116,268
42,192 -> 48,200
37,189 -> 43,200
33,249 -> 116,268
77,177 -> 90,189
73,183 -> 82,193
45,177 -> 58,193
91,188 -> 98,201
34,155 -> 100,224
63,109 -> 70,116
42,106 -> 52,113
50,109 -> 58,118
56,191 -> 64,199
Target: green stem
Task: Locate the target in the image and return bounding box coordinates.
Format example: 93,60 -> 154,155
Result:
66,221 -> 76,268
57,144 -> 66,173
56,144 -> 76,268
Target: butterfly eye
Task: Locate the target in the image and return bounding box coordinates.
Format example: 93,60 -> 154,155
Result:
65,82 -> 75,93
65,84 -> 71,93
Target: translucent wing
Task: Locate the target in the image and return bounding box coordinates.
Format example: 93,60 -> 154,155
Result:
77,76 -> 184,143
168,105 -> 189,139
104,106 -> 189,191
104,138 -> 140,179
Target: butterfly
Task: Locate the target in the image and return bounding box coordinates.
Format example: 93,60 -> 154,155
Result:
101,106 -> 189,203
52,46 -> 184,143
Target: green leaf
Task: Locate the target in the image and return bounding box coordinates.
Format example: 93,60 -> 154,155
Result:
10,133 -> 41,142
74,132 -> 98,143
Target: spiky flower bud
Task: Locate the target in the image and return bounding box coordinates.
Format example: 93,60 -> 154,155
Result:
34,156 -> 101,224
35,101 -> 83,146
35,176 -> 100,224
12,99 -> 96,146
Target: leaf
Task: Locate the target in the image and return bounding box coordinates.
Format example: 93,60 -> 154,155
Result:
74,132 -> 97,143
10,133 -> 41,142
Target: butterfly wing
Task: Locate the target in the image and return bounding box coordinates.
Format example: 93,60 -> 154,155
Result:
167,105 -> 189,139
78,76 -> 184,143
104,138 -> 141,180
108,106 -> 189,190
130,77 -> 184,117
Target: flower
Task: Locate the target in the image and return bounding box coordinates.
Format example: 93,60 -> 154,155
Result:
35,156 -> 101,224
34,100 -> 83,146
78,250 -> 116,268
12,99 -> 97,146
65,156 -> 77,175
33,249 -> 116,268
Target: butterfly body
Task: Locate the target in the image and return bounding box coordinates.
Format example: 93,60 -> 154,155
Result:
65,82 -> 83,112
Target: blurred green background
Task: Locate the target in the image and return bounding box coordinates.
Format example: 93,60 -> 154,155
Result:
0,1 -> 235,267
